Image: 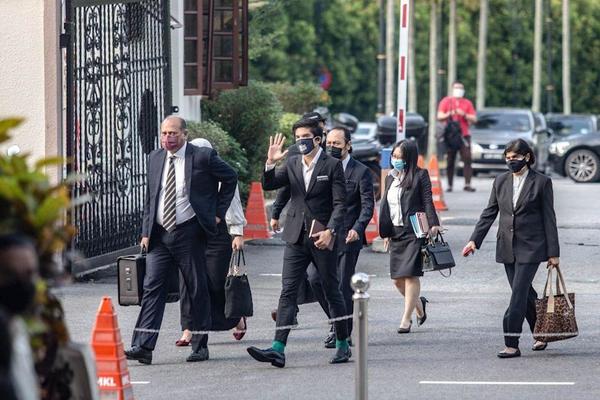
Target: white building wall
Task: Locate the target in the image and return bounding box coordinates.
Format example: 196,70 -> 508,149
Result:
170,0 -> 202,123
0,0 -> 61,171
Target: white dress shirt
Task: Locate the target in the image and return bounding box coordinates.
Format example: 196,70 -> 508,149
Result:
387,170 -> 404,226
301,147 -> 323,191
341,154 -> 351,172
156,142 -> 195,227
225,184 -> 246,236
265,146 -> 323,192
512,168 -> 530,208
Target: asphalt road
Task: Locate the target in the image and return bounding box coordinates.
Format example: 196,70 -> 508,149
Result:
58,176 -> 600,400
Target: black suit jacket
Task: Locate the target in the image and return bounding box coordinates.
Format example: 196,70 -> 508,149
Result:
142,144 -> 238,246
263,151 -> 346,245
272,157 -> 374,252
379,168 -> 440,238
469,169 -> 560,264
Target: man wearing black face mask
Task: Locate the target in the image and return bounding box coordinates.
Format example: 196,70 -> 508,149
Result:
0,234 -> 41,400
247,118 -> 351,367
310,127 -> 374,347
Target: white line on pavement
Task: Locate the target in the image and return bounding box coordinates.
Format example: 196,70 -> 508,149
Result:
259,273 -> 282,277
131,381 -> 150,385
419,381 -> 575,386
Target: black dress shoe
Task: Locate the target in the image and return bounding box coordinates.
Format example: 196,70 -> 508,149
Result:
324,332 -> 336,349
186,347 -> 209,362
417,297 -> 429,326
247,346 -> 285,368
125,347 -> 152,365
330,347 -> 352,364
497,349 -> 521,359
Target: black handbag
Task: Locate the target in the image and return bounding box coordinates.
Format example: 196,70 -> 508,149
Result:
421,233 -> 456,277
224,249 -> 254,318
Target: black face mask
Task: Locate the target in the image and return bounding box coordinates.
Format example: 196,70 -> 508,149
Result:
326,145 -> 343,159
507,158 -> 528,173
297,138 -> 316,155
0,279 -> 36,315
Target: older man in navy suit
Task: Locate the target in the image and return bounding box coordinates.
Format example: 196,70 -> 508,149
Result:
125,116 -> 237,364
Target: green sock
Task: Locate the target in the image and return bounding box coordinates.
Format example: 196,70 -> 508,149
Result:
336,339 -> 349,350
272,340 -> 285,354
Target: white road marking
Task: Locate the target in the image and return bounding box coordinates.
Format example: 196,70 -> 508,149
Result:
419,381 -> 575,386
131,381 -> 150,385
260,273 -> 282,277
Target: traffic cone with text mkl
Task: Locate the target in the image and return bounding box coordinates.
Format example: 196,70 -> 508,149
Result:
427,155 -> 448,211
91,297 -> 134,400
244,181 -> 272,240
365,208 -> 380,244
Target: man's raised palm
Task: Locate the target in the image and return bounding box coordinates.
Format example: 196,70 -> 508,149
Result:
267,133 -> 288,164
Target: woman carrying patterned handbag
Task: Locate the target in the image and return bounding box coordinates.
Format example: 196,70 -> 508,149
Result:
464,139 -> 560,358
379,140 -> 442,334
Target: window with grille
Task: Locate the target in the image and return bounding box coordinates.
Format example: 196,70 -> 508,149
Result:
184,0 -> 248,96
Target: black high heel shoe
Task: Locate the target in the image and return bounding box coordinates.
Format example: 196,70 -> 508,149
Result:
397,321 -> 412,334
417,297 -> 429,326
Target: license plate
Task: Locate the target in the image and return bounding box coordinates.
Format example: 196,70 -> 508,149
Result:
482,153 -> 503,160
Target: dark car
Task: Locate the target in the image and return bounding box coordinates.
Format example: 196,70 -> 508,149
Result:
546,113 -> 599,137
466,108 -> 552,174
376,113 -> 428,151
548,128 -> 600,183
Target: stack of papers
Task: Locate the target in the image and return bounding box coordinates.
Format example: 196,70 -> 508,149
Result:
409,212 -> 430,238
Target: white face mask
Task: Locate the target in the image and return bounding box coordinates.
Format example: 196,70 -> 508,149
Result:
452,88 -> 465,98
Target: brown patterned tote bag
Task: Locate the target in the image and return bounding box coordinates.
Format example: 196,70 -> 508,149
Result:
533,265 -> 578,342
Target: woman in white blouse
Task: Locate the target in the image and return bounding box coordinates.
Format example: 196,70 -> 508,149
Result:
176,138 -> 248,346
378,140 -> 441,334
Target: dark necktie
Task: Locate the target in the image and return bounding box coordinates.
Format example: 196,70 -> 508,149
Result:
163,155 -> 177,232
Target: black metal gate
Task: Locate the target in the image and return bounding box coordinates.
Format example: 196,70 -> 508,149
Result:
65,0 -> 172,259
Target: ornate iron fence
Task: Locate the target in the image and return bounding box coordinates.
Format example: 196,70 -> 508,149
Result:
65,0 -> 172,259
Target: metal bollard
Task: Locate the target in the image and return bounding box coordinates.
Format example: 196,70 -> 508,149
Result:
351,272 -> 370,400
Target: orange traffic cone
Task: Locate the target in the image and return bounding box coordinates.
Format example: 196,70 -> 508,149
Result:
244,181 -> 272,240
365,208 -> 380,245
417,155 -> 425,168
91,297 -> 134,400
427,155 -> 448,211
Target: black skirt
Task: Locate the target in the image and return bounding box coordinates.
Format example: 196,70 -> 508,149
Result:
389,225 -> 425,278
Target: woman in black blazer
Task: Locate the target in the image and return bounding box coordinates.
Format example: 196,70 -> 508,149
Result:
464,139 -> 560,358
379,140 -> 441,334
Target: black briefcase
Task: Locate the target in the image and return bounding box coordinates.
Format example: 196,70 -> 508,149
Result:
117,249 -> 180,306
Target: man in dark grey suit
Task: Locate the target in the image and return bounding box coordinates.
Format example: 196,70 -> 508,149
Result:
247,118 -> 351,368
307,127 -> 374,346
125,116 -> 237,364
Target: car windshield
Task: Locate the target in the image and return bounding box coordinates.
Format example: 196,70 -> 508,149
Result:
474,113 -> 532,132
354,126 -> 374,137
547,117 -> 593,136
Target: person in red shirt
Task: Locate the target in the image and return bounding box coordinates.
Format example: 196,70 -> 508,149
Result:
437,81 -> 477,192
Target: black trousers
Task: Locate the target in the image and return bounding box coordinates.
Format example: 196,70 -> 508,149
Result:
447,135 -> 472,187
274,232 -> 349,345
132,220 -> 210,352
503,262 -> 539,348
180,221 -> 239,332
308,248 -> 361,336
